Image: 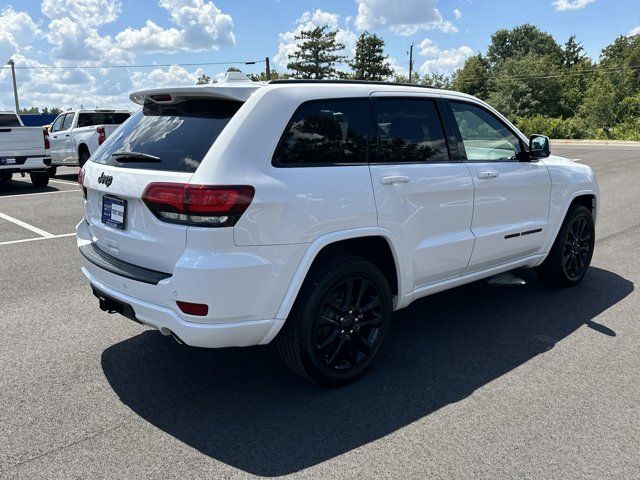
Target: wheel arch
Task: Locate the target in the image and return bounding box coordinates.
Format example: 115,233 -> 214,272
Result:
274,228 -> 404,321
78,143 -> 90,157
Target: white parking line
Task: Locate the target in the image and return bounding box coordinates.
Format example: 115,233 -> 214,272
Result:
49,179 -> 79,185
0,189 -> 80,199
0,211 -> 54,238
0,233 -> 75,246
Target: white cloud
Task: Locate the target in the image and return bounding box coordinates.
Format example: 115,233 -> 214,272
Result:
42,0 -> 121,26
116,0 -> 235,53
355,0 -> 457,36
274,9 -> 357,70
552,0 -> 595,11
0,7 -> 40,60
629,26 -> 640,36
453,9 -> 462,20
130,65 -> 205,90
417,39 -> 473,75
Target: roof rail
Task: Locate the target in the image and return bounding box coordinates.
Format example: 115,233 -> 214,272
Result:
268,79 -> 439,89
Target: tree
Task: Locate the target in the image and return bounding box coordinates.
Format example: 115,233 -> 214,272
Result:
563,35 -> 587,68
452,54 -> 491,99
578,72 -> 618,132
248,69 -> 291,82
349,32 -> 393,80
287,26 -> 348,79
487,24 -> 563,66
226,67 -> 242,72
18,107 -> 40,114
488,55 -> 564,118
196,73 -> 211,85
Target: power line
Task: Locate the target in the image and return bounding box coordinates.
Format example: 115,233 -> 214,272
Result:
0,60 -> 265,70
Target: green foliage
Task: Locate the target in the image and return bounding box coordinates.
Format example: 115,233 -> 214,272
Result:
451,54 -> 490,99
248,69 -> 291,82
487,24 -> 564,66
513,115 -> 594,139
18,106 -> 62,115
488,55 -> 564,118
287,26 -> 348,79
196,73 -> 211,85
349,32 -> 393,81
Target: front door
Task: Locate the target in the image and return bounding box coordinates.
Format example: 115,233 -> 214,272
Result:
49,114 -> 66,162
446,100 -> 551,273
368,94 -> 475,291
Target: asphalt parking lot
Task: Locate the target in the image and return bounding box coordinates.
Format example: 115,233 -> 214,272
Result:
1,144 -> 639,479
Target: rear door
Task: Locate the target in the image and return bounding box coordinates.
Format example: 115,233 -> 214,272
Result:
49,114 -> 66,162
445,100 -> 551,273
82,97 -> 244,272
368,93 -> 475,289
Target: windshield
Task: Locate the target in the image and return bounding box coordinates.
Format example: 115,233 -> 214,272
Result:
0,114 -> 21,127
90,99 -> 243,173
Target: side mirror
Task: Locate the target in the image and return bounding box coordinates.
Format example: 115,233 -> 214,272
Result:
528,134 -> 551,160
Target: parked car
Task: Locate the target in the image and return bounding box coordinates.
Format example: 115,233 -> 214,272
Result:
0,110 -> 51,187
48,109 -> 130,176
76,76 -> 599,385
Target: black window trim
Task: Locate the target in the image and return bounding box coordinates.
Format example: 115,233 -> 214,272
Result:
271,97 -> 371,168
444,98 -> 528,163
369,96 -> 456,165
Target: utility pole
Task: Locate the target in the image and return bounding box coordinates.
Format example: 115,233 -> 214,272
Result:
7,59 -> 20,113
265,57 -> 271,81
408,44 -> 414,83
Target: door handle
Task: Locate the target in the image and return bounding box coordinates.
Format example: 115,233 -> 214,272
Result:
380,175 -> 410,185
477,171 -> 500,179
65,134 -> 70,137
53,135 -> 57,139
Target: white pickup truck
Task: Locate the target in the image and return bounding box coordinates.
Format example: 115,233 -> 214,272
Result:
0,111 -> 51,188
49,109 -> 130,174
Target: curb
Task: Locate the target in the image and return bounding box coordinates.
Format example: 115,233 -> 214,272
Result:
551,139 -> 640,147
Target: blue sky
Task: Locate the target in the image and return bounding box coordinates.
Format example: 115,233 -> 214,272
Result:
1,0 -> 640,110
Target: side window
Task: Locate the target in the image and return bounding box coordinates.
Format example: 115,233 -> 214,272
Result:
273,98 -> 368,166
450,101 -> 522,161
62,113 -> 74,130
373,98 -> 449,163
51,114 -> 65,132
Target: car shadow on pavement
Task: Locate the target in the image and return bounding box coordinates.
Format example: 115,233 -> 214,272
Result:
101,266 -> 633,477
0,179 -> 60,197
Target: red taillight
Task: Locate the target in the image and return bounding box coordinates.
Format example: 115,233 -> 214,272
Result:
43,128 -> 50,150
177,301 -> 209,316
97,126 -> 106,145
142,183 -> 254,227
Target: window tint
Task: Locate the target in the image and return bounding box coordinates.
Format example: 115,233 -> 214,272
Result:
51,115 -> 65,132
273,98 -> 368,166
373,98 -> 449,163
90,99 -> 243,173
62,113 -> 74,130
77,112 -> 130,128
450,102 -> 522,161
0,114 -> 21,127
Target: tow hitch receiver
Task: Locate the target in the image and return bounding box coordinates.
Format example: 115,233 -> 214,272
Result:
91,286 -> 140,323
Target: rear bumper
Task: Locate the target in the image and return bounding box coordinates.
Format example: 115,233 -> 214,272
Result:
84,267 -> 284,348
0,156 -> 50,171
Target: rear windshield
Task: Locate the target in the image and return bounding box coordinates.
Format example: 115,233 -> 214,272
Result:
0,114 -> 21,127
90,99 -> 243,173
77,112 -> 130,127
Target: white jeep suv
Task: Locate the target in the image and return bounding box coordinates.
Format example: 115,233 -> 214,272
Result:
77,75 -> 599,385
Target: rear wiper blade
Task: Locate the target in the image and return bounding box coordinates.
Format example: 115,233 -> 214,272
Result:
111,151 -> 161,162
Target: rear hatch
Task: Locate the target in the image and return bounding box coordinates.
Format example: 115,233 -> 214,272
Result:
82,92 -> 251,273
0,114 -> 45,157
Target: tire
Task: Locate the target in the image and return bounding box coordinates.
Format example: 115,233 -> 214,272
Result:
536,205 -> 595,287
48,166 -> 57,178
276,254 -> 393,386
0,171 -> 12,182
30,171 -> 50,188
78,148 -> 90,168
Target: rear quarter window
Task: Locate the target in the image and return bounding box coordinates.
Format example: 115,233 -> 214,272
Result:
273,98 -> 369,166
90,99 -> 243,173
